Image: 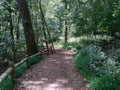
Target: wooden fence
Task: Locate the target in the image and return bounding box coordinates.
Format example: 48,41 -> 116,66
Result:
0,51 -> 42,84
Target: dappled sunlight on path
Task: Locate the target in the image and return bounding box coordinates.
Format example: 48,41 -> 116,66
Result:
14,49 -> 90,90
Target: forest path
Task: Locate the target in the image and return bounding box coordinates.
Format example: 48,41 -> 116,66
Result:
14,49 -> 90,90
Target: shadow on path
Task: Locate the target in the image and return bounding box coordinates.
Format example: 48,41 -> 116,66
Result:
14,49 -> 90,90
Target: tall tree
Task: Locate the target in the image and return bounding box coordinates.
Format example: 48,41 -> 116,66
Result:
16,0 -> 38,56
64,0 -> 68,44
38,0 -> 55,53
8,3 -> 16,62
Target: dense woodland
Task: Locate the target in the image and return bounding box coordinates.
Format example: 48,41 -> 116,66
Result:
0,0 -> 120,90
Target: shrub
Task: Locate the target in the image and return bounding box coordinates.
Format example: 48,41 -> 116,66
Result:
15,62 -> 27,78
102,58 -> 120,80
106,49 -> 120,63
75,50 -> 92,77
91,75 -> 120,90
75,45 -> 120,90
76,45 -> 104,76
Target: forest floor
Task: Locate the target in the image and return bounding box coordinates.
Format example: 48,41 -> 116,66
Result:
14,49 -> 90,90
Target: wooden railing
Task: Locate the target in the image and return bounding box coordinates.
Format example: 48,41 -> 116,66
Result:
0,51 -> 42,84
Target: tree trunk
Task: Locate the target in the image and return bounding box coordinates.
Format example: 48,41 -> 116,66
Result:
64,0 -> 68,44
9,12 -> 16,62
59,17 -> 62,32
38,0 -> 55,53
16,15 -> 20,51
7,1 -> 16,62
37,0 -> 49,50
16,0 -> 38,56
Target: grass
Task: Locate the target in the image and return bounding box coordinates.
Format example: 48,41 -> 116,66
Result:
0,76 -> 14,90
15,62 -> 28,78
29,55 -> 42,65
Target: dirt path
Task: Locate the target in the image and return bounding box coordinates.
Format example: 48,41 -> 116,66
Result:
14,49 -> 90,90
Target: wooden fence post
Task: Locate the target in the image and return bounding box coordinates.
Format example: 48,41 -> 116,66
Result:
9,61 -> 16,82
26,56 -> 30,68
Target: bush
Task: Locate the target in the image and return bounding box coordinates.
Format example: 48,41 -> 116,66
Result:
91,75 -> 120,90
15,62 -> 27,78
75,50 -> 92,77
76,45 -> 105,76
75,45 -> 120,90
106,49 -> 120,63
102,58 -> 120,80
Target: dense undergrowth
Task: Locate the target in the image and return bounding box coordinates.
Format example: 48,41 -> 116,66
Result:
75,44 -> 120,90
0,55 -> 42,90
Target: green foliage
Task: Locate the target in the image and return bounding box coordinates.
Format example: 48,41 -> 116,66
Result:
1,0 -> 120,89
15,62 -> 27,78
16,52 -> 25,61
0,0 -> 22,62
68,0 -> 120,37
75,45 -> 120,90
91,75 -> 120,90
106,49 -> 120,63
102,59 -> 120,79
62,44 -> 77,51
16,55 -> 42,77
86,45 -> 104,76
75,49 -> 92,78
30,55 -> 42,65
79,38 -> 93,48
0,76 -> 14,90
